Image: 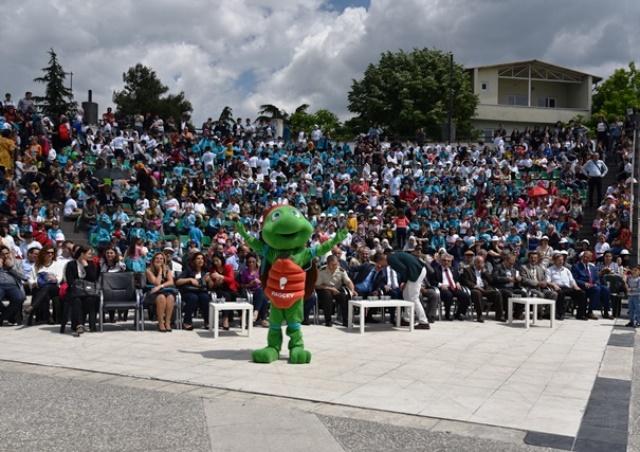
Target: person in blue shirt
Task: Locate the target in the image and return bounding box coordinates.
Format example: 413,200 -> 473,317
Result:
188,225 -> 203,248
112,205 -> 130,226
146,224 -> 161,245
430,230 -> 446,253
505,227 -> 521,246
46,219 -> 64,243
206,213 -> 223,235
129,219 -> 147,242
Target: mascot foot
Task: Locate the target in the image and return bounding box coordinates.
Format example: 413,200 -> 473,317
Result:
289,347 -> 311,364
252,347 -> 280,363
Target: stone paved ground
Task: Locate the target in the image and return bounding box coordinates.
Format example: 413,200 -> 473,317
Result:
0,363 -> 563,452
0,366 -> 211,452
0,313 -> 636,451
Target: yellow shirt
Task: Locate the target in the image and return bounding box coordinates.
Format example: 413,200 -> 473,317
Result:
346,217 -> 358,232
0,136 -> 16,169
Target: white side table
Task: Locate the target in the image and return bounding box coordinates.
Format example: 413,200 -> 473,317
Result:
348,299 -> 414,335
208,301 -> 253,338
508,297 -> 555,329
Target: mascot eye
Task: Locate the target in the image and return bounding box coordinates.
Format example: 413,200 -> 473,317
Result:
271,211 -> 282,221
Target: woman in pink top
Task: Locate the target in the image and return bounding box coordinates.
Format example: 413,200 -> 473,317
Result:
394,212 -> 410,249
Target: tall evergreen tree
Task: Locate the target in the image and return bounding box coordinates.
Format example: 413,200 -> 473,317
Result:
113,64 -> 192,122
33,48 -> 76,120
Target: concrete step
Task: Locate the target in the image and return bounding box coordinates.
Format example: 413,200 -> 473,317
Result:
60,219 -> 90,247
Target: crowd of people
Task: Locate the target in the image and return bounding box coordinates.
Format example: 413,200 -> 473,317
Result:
0,89 -> 638,336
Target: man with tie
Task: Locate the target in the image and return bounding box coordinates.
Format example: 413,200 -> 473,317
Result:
381,255 -> 413,325
519,251 -> 557,300
432,253 -> 470,320
572,250 -> 611,319
581,152 -> 608,207
383,263 -> 403,300
352,253 -> 388,323
492,253 -> 527,319
386,251 -> 430,329
460,255 -> 503,322
351,253 -> 387,299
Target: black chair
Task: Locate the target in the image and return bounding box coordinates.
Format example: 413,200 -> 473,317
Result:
604,274 -> 626,318
99,272 -> 143,332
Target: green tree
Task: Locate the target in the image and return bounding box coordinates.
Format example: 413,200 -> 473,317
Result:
313,109 -> 340,136
218,106 -> 234,126
592,62 -> 640,119
289,105 -> 341,137
256,104 -> 289,122
347,48 -> 478,139
113,63 -> 192,122
289,104 -> 313,134
33,49 -> 76,120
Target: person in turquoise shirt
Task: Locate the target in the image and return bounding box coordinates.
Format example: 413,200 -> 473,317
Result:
146,227 -> 160,245
182,213 -> 196,230
188,225 -> 203,248
325,204 -> 339,217
112,207 -> 130,226
129,219 -> 147,241
207,214 -> 222,234
47,219 -> 64,242
430,230 -> 446,251
537,218 -> 550,233
505,227 -> 521,246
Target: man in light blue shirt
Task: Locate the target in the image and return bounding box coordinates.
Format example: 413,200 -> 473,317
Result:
581,153 -> 608,207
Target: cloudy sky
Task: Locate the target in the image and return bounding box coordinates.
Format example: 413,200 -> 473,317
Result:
1,0 -> 638,123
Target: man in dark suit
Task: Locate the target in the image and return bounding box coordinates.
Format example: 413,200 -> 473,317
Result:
432,253 -> 470,320
352,255 -> 387,296
352,253 -> 388,323
493,253 -> 527,316
460,255 -> 504,322
571,250 -> 611,319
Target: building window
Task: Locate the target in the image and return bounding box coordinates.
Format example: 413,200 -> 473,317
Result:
481,82 -> 488,91
507,95 -> 528,106
537,97 -> 556,108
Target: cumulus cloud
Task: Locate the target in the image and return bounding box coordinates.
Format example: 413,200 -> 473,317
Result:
0,0 -> 637,124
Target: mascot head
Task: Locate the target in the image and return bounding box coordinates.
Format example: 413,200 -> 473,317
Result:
261,204 -> 313,251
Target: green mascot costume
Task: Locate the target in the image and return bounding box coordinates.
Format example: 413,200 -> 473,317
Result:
236,204 -> 347,364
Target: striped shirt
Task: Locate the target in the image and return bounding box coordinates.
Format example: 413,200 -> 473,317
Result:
627,276 -> 640,296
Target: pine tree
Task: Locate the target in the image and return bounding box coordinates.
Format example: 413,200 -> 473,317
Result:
113,63 -> 192,122
33,49 -> 76,121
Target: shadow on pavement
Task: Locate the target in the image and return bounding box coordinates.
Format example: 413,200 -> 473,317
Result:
179,348 -> 253,362
36,323 -> 139,334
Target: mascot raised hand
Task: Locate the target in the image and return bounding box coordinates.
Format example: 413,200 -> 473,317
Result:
236,204 -> 347,364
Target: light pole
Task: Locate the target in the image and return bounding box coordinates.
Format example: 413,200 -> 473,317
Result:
631,110 -> 640,264
65,71 -> 73,95
447,52 -> 453,144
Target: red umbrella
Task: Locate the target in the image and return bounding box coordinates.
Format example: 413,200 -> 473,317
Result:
528,186 -> 548,197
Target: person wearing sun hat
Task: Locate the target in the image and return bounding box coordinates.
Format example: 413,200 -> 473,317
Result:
536,235 -> 554,267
